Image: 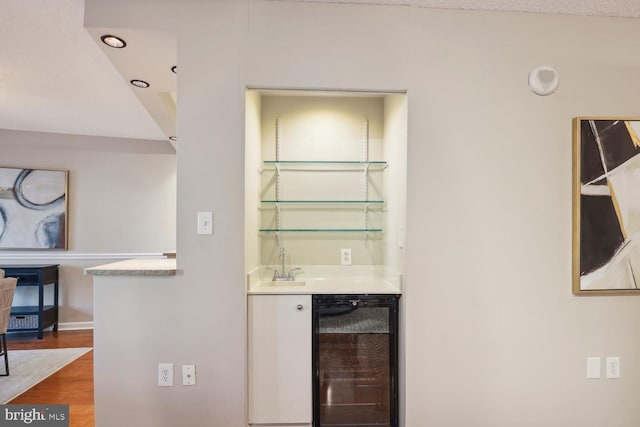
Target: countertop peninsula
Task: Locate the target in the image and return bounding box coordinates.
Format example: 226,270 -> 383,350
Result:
85,257 -> 176,276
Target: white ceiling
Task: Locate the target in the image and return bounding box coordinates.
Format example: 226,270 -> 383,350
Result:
1,0 -> 639,145
0,0 -> 171,142
296,0 -> 640,18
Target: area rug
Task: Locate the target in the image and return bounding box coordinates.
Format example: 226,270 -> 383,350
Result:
0,347 -> 92,404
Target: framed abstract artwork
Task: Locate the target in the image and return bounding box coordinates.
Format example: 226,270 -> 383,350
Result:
573,118 -> 640,294
0,167 -> 68,249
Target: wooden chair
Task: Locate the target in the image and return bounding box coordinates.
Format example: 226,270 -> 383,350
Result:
0,277 -> 18,376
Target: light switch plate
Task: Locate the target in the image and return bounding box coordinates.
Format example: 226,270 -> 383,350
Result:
197,211 -> 213,235
586,357 -> 600,379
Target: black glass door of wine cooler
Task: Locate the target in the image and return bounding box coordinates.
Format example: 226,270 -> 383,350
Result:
312,294 -> 399,427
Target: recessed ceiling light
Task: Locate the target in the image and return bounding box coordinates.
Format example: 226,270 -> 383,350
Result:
130,79 -> 150,88
171,66 -> 177,74
100,35 -> 126,48
169,136 -> 177,142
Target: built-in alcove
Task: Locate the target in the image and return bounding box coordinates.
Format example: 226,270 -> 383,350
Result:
245,89 -> 407,273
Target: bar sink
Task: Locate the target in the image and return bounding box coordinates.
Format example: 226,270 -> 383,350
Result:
266,281 -> 306,287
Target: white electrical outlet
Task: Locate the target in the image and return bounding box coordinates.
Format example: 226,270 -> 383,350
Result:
158,363 -> 174,386
182,364 -> 196,386
606,356 -> 621,379
341,248 -> 352,266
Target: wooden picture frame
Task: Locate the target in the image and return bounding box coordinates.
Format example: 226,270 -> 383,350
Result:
0,167 -> 68,250
573,118 -> 640,294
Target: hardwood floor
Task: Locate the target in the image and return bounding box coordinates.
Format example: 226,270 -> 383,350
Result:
7,330 -> 94,427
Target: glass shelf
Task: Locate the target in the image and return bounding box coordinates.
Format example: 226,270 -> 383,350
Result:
260,228 -> 383,233
261,200 -> 384,205
263,160 -> 387,170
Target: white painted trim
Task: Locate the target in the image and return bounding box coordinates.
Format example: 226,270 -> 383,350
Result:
0,252 -> 165,261
58,321 -> 94,331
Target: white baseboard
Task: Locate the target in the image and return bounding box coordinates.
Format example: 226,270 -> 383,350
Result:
0,252 -> 165,261
57,321 -> 93,331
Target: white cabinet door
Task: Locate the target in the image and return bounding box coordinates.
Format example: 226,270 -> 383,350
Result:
248,294 -> 312,424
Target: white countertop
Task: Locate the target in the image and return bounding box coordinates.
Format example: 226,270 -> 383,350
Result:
247,265 -> 402,295
85,258 -> 176,276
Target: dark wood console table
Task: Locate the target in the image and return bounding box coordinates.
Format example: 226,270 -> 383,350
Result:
2,264 -> 59,339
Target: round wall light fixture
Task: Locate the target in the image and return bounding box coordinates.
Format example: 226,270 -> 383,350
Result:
130,79 -> 150,88
528,66 -> 559,96
100,35 -> 126,48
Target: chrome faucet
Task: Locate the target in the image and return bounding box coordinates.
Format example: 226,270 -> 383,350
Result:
280,247 -> 286,278
272,247 -> 301,281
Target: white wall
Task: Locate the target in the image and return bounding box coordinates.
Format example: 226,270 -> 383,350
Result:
0,129 -> 176,324
403,8 -> 640,427
87,1 -> 640,426
245,90 -> 263,274
86,1 -> 249,425
383,94 -> 408,274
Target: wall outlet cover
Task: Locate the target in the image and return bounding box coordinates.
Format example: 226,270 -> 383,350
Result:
158,363 -> 174,386
183,364 -> 196,386
341,248 -> 352,266
606,356 -> 620,379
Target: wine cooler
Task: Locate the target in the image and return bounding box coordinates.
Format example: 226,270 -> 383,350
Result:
312,294 -> 399,427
